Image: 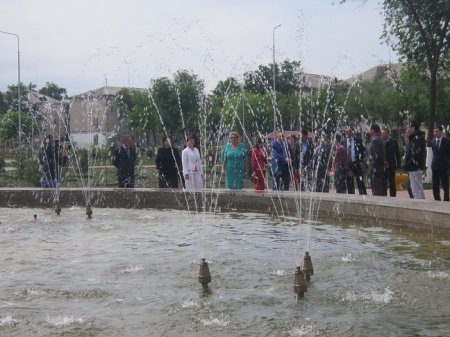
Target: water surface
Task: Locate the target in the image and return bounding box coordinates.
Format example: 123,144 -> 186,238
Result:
1,207 -> 449,336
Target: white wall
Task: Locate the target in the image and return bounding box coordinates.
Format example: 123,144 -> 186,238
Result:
71,133 -> 108,148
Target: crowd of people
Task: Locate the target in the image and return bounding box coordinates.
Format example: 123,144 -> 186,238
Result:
268,122 -> 449,201
38,123 -> 450,202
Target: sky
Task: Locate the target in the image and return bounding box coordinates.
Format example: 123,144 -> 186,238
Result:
0,0 -> 397,96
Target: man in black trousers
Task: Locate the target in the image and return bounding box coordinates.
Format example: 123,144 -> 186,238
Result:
381,127 -> 401,197
112,134 -> 138,188
431,126 -> 450,201
344,127 -> 367,195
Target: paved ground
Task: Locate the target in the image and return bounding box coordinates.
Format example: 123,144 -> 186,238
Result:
361,188 -> 435,200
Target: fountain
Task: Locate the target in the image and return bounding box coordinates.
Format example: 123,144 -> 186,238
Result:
0,207 -> 449,336
198,258 -> 212,290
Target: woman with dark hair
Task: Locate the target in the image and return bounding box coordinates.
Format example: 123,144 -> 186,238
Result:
251,138 -> 267,191
155,136 -> 182,188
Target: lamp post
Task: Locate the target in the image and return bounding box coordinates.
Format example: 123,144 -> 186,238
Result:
0,30 -> 21,142
272,24 -> 281,137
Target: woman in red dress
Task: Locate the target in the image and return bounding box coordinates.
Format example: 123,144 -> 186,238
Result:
251,138 -> 267,191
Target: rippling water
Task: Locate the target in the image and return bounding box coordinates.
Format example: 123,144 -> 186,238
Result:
1,207 -> 449,336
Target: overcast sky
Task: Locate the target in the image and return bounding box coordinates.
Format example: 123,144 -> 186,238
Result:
0,0 -> 397,96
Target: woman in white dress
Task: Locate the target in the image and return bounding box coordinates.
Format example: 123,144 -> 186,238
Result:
182,134 -> 203,191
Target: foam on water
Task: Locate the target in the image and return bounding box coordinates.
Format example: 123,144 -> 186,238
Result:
197,314 -> 233,327
45,315 -> 85,327
289,322 -> 317,337
0,315 -> 19,327
180,298 -> 199,309
427,271 -> 450,280
270,269 -> 289,276
339,253 -> 357,263
121,265 -> 144,274
344,288 -> 394,304
14,288 -> 47,297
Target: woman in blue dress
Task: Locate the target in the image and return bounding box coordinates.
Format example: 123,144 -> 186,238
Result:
221,132 -> 248,189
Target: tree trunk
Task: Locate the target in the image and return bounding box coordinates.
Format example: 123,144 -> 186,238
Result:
427,67 -> 437,142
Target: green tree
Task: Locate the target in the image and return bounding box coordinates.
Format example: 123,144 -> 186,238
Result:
243,59 -> 303,96
173,70 -> 205,136
0,91 -> 8,116
39,82 -> 68,100
212,77 -> 241,97
3,83 -> 28,113
382,0 -> 450,140
0,110 -> 32,141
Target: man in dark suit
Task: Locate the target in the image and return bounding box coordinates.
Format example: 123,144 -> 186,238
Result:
381,127 -> 401,197
112,134 -> 138,188
271,131 -> 292,191
344,127 -> 367,195
368,124 -> 387,196
431,126 -> 450,201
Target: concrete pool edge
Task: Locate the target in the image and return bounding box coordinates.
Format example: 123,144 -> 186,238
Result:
1,188 -> 449,232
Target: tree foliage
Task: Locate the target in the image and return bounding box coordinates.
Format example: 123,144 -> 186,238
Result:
243,60 -> 303,97
38,82 -> 68,100
382,0 -> 450,139
0,110 -> 32,141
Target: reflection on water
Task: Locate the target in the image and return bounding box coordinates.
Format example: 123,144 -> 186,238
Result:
0,207 -> 449,336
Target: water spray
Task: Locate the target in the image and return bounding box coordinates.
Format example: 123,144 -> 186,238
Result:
303,251 -> 314,281
198,257 -> 211,290
86,203 -> 93,219
293,266 -> 307,298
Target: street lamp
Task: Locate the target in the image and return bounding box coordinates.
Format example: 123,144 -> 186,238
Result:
272,24 -> 281,137
0,30 -> 21,142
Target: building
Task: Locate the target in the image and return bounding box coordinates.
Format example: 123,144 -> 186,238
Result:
27,90 -> 69,149
69,86 -> 129,148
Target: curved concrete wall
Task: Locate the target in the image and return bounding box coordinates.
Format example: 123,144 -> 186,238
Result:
1,188 -> 449,231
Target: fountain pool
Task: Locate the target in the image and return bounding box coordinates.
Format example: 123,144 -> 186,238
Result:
1,207 -> 449,336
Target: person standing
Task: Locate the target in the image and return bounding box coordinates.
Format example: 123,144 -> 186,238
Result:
221,132 -> 248,190
344,127 -> 367,195
381,128 -> 401,197
251,138 -> 267,191
155,136 -> 182,188
431,126 -> 450,201
402,121 -> 426,199
271,131 -> 291,191
182,134 -> 203,191
332,133 -> 348,193
299,129 -> 314,191
368,124 -> 387,196
312,137 -> 332,192
39,135 -> 69,188
112,134 -> 137,188
287,134 -> 300,190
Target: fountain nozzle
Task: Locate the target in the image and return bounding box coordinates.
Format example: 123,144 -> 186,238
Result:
54,202 -> 61,215
303,251 -> 314,281
293,266 -> 307,298
198,258 -> 211,289
86,203 -> 93,219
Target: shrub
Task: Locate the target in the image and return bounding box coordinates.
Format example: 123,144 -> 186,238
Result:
78,149 -> 89,175
23,158 -> 41,186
